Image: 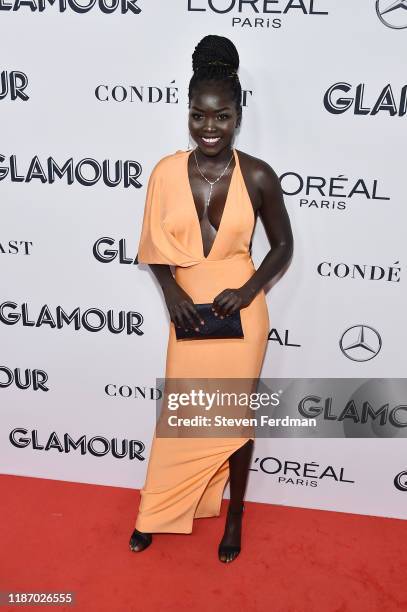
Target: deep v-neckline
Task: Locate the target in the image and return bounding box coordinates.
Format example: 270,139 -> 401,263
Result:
186,148 -> 237,260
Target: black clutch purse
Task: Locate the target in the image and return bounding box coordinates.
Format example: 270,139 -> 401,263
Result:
175,303 -> 244,340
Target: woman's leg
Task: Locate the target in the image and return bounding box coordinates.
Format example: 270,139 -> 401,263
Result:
218,439 -> 254,562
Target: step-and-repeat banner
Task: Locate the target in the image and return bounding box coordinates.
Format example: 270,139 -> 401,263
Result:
1,1 -> 406,520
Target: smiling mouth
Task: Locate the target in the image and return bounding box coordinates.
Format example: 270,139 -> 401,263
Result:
201,137 -> 221,145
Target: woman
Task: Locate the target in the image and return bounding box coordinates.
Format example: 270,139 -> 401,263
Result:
130,35 -> 293,563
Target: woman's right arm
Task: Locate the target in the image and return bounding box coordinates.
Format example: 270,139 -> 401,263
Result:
148,264 -> 204,332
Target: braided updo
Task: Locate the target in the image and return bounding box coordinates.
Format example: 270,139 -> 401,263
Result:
188,35 -> 242,123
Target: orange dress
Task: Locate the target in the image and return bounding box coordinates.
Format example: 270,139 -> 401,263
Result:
134,148 -> 269,533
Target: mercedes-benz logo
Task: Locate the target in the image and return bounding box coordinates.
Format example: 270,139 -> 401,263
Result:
340,325 -> 382,362
376,0 -> 407,29
394,470 -> 407,491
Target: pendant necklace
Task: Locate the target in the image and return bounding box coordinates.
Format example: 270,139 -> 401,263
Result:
193,148 -> 234,208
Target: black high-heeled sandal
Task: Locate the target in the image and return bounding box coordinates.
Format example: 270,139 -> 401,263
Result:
129,529 -> 152,552
218,503 -> 244,563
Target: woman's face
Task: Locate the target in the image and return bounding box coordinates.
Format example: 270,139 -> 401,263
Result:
188,80 -> 240,157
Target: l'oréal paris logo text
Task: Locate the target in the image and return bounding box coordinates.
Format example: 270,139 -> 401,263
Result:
0,302 -> 144,336
0,0 -> 141,14
188,0 -> 329,29
0,70 -> 29,101
280,172 -> 390,211
0,154 -> 142,188
250,455 -> 355,487
9,428 -> 145,460
324,83 -> 407,116
268,328 -> 301,348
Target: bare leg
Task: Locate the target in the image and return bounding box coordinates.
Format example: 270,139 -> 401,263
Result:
218,439 -> 254,563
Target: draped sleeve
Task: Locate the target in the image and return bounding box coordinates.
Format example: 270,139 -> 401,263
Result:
135,162 -> 170,265
135,153 -> 202,267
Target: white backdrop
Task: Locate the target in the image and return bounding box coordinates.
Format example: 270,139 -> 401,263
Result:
1,0 -> 406,520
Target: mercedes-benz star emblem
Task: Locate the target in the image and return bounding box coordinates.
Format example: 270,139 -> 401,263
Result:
339,325 -> 382,362
376,0 -> 407,29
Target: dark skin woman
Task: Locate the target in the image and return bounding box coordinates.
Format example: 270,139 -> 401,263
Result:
132,79 -> 293,562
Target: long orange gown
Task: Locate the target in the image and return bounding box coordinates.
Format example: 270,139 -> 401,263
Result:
134,148 -> 269,533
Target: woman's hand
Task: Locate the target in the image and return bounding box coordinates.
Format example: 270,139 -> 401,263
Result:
163,284 -> 204,332
211,287 -> 255,318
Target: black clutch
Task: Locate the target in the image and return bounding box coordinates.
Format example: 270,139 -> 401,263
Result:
175,303 -> 244,340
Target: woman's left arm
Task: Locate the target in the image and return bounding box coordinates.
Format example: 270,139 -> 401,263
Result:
212,162 -> 293,317
240,161 -> 293,300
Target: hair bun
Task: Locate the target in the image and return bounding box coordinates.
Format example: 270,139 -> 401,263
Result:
192,35 -> 239,74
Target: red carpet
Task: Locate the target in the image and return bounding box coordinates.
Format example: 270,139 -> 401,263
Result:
0,474 -> 406,612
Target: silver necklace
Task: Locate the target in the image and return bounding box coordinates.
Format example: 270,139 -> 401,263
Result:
193,148 -> 234,208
